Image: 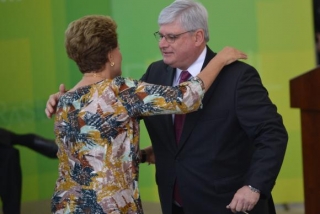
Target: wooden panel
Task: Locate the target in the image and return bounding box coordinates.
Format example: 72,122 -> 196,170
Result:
300,110 -> 320,214
290,67 -> 320,213
290,67 -> 320,110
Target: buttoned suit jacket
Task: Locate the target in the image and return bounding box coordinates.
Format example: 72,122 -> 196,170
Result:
140,47 -> 288,214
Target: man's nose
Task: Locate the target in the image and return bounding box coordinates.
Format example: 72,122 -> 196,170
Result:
159,37 -> 169,48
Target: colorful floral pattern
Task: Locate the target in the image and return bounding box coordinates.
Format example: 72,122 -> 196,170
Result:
52,76 -> 204,214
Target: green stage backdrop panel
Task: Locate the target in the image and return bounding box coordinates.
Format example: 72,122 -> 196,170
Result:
0,0 -> 59,202
0,0 -> 315,207
0,0 -> 112,203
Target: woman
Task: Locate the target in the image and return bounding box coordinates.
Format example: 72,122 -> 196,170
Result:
51,15 -> 246,214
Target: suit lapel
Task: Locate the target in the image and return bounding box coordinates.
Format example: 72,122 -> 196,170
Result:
161,66 -> 178,153
162,65 -> 175,131
164,66 -> 175,86
200,47 -> 217,106
178,47 -> 217,151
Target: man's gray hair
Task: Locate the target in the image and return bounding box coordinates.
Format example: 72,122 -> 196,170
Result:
158,0 -> 209,42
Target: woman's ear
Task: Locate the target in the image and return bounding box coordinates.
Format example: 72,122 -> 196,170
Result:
107,53 -> 112,62
107,52 -> 115,67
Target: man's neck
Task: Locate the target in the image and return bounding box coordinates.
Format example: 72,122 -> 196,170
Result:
179,46 -> 207,74
178,44 -> 207,70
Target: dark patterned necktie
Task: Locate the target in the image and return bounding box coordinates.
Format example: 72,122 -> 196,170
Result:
174,70 -> 191,143
173,70 -> 191,206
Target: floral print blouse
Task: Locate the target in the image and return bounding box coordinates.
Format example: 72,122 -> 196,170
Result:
52,76 -> 204,214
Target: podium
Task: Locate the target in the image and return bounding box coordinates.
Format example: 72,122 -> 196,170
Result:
290,67 -> 320,214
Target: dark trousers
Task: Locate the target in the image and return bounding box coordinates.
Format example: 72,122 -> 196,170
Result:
0,147 -> 22,214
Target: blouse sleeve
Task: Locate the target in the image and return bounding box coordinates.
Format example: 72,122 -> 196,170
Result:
111,76 -> 205,117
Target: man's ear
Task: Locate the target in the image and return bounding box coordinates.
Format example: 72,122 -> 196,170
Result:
194,29 -> 205,46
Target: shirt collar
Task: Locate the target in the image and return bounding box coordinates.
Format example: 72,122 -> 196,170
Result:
176,47 -> 207,79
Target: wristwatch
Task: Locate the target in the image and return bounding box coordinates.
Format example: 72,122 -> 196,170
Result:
140,150 -> 147,163
248,185 -> 260,193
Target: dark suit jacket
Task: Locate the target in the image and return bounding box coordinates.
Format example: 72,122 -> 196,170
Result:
141,47 -> 288,214
0,146 -> 22,214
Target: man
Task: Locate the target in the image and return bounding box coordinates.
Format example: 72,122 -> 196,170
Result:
0,128 -> 58,159
0,128 -> 58,214
46,1 -> 288,213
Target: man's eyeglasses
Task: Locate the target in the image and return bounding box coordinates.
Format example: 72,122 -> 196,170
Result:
153,30 -> 195,43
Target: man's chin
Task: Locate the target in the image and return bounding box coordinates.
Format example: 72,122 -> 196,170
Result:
162,58 -> 174,66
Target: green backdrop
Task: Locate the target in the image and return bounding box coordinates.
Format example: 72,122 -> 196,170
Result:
0,0 -> 315,205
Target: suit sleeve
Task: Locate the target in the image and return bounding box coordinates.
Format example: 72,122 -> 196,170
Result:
140,62 -> 152,82
235,66 -> 288,197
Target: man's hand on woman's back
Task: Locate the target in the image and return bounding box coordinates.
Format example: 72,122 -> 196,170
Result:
45,84 -> 66,118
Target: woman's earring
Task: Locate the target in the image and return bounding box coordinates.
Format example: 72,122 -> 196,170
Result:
111,62 -> 115,67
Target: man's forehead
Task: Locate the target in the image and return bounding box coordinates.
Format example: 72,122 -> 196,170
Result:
159,24 -> 185,34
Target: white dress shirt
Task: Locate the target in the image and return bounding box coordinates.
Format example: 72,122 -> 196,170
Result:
173,47 -> 207,86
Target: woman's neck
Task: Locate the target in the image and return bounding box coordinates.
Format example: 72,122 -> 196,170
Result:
69,71 -> 110,92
